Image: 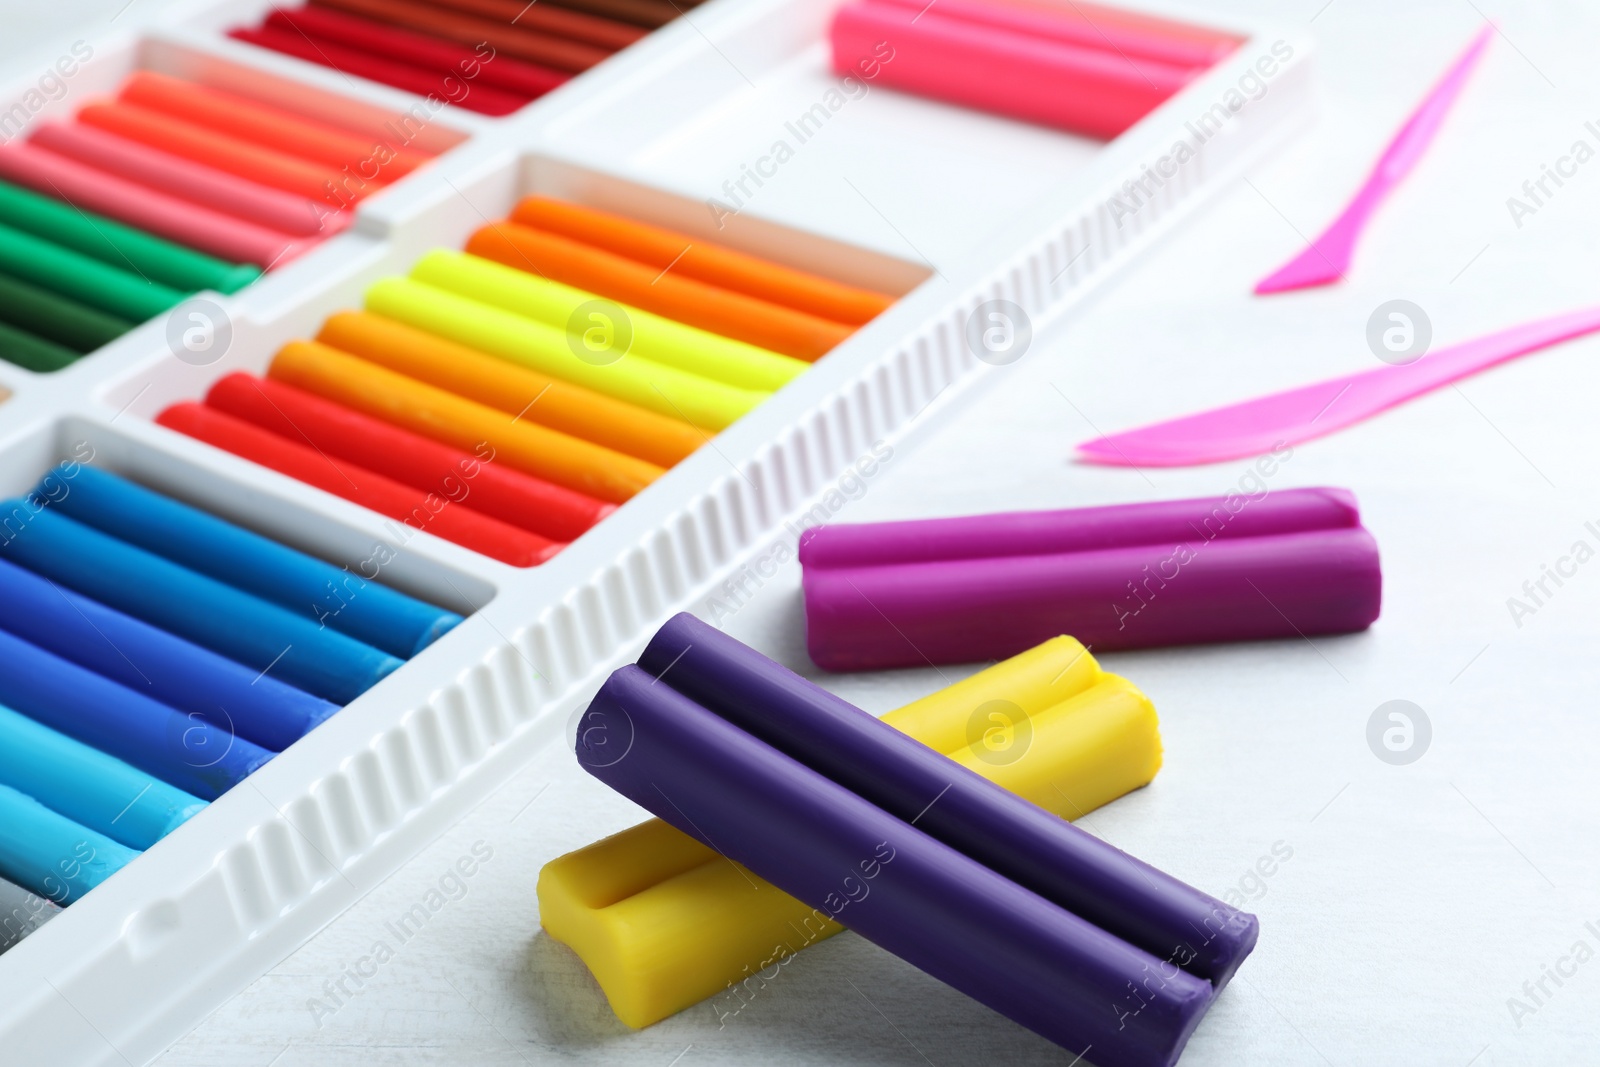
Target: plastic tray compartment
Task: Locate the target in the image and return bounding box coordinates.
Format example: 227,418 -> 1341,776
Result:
0,30 -> 472,378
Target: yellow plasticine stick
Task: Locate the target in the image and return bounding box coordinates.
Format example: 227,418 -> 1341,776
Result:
365,277 -> 768,432
267,339 -> 665,505
537,637 -> 1164,1029
411,251 -> 809,393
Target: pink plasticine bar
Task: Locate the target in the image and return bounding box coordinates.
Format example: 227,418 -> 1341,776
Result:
799,487 -> 1383,671
0,139 -> 312,269
867,0 -> 1238,69
28,122 -> 348,239
830,0 -> 1198,139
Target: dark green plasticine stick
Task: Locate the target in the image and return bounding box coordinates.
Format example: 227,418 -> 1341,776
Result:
0,270 -> 133,352
0,320 -> 78,373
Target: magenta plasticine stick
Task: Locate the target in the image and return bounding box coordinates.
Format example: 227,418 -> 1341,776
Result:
800,488 -> 1381,670
28,122 -> 348,239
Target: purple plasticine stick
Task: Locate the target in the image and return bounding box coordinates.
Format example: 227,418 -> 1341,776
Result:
577,664 -> 1217,1067
799,487 -> 1381,670
639,612 -> 1257,987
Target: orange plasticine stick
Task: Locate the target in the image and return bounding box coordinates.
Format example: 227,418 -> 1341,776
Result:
120,72 -> 432,180
465,222 -> 855,361
511,197 -> 897,326
316,311 -> 703,469
76,101 -> 359,207
268,340 -> 664,504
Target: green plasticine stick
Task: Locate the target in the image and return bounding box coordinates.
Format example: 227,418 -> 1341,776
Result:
0,179 -> 258,295
0,222 -> 186,321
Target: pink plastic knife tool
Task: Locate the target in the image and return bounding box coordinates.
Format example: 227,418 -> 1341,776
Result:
1076,303 -> 1600,467
1254,25 -> 1493,294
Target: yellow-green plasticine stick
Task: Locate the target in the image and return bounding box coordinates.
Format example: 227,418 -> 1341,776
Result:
365,277 -> 768,432
537,636 -> 1164,1028
410,251 -> 808,393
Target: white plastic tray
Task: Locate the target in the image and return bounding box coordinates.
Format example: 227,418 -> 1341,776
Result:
0,1 -> 1314,1061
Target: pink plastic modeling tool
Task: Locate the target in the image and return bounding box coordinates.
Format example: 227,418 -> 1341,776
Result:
1254,25 -> 1493,294
1076,304 -> 1600,467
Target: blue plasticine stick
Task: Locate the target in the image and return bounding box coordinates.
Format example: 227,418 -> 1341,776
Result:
0,557 -> 338,751
0,500 -> 403,705
0,704 -> 206,851
0,628 -> 272,802
39,466 -> 463,658
0,784 -> 139,905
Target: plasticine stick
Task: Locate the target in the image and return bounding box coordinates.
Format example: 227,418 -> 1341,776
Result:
366,277 -> 768,430
412,251 -> 807,392
0,628 -> 273,802
0,144 -> 297,271
228,25 -> 532,118
872,0 -> 1238,68
0,221 -> 185,321
0,321 -> 78,372
202,372 -> 612,543
576,664 -> 1213,1066
0,784 -> 138,905
317,310 -> 703,468
512,197 -> 896,325
0,556 -> 338,753
269,339 -> 665,504
539,637 -> 1162,1028
0,500 -> 402,705
264,6 -> 568,97
0,176 -> 260,293
120,72 -> 431,178
159,402 -> 564,567
0,704 -> 205,851
309,0 -> 613,72
801,490 -> 1383,668
0,271 -> 131,353
77,101 -> 360,207
29,122 -> 347,237
46,466 -> 462,659
437,0 -> 681,29
830,0 -> 1195,140
425,0 -> 647,49
468,222 -> 855,360
641,613 -> 1255,987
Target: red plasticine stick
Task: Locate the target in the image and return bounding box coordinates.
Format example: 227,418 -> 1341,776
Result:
28,123 -> 347,238
831,0 -> 1197,139
309,0 -> 613,73
228,25 -> 532,117
204,372 -> 613,543
265,7 -> 568,98
158,402 -> 564,567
